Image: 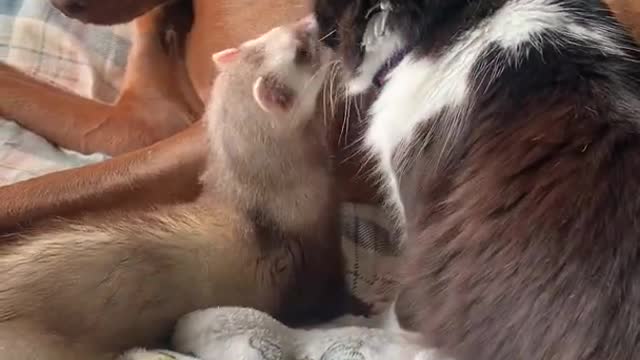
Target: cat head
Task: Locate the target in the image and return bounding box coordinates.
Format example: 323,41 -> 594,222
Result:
313,0 -> 479,93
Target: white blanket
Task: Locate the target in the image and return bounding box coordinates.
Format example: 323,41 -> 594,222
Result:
121,307 -> 442,360
0,0 -> 124,185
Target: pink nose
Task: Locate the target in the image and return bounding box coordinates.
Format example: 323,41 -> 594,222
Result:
296,15 -> 318,34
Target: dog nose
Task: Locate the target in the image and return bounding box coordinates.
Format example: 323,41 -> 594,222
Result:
50,0 -> 88,18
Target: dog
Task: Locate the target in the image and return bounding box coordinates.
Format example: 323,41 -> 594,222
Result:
0,0 -> 380,232
606,0 -> 640,40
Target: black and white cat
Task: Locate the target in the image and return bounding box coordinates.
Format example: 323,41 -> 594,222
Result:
314,0 -> 640,359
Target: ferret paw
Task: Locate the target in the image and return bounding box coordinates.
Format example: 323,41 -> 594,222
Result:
119,349 -> 199,360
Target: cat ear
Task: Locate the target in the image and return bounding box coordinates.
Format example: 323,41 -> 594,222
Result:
211,48 -> 240,69
252,76 -> 295,114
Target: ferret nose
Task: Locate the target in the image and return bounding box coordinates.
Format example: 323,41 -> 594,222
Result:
292,15 -> 323,65
294,15 -> 319,38
50,0 -> 88,18
300,15 -> 318,31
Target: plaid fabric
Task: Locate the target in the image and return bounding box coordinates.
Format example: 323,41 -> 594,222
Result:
0,0 -> 128,185
0,0 -> 401,308
0,0 -> 130,101
341,203 -> 401,304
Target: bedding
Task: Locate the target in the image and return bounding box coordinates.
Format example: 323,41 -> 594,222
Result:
0,0 -> 410,358
123,307 -> 434,360
0,0 -> 122,185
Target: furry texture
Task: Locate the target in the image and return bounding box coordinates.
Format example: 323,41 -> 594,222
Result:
0,20 -> 351,360
314,0 -> 640,359
199,24 -> 354,326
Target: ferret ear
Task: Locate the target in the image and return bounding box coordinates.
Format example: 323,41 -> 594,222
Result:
212,48 -> 240,69
252,76 -> 295,114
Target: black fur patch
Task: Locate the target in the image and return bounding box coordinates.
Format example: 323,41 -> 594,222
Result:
314,0 -> 640,359
246,206 -> 364,326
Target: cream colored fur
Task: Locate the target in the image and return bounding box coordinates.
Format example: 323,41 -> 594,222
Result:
0,204 -> 292,359
0,18 -> 336,360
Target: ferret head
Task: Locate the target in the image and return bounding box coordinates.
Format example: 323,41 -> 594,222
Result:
210,16 -> 332,127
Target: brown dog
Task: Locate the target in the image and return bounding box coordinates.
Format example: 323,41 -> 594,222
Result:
0,0 -> 379,231
607,0 -> 640,40
49,0 -> 171,25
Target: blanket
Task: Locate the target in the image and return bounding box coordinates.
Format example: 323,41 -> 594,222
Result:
0,0 -> 124,185
122,307 -> 439,360
0,0 -> 417,358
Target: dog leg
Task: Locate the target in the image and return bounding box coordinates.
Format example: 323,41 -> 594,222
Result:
606,0 -> 640,41
0,122 -> 207,232
0,94 -> 382,231
0,2 -> 203,156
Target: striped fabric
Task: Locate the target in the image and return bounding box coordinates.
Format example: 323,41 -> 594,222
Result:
0,0 -> 400,310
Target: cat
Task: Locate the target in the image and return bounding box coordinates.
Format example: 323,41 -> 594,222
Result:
313,0 -> 640,359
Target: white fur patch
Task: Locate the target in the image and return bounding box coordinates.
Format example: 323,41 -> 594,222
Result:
348,32 -> 406,94
357,0 -> 622,222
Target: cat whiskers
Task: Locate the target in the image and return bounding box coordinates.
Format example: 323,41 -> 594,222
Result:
319,29 -> 337,43
295,60 -> 340,128
321,61 -> 356,146
290,68 -> 324,124
314,57 -> 383,203
314,58 -> 376,189
326,62 -> 342,125
318,60 -> 344,128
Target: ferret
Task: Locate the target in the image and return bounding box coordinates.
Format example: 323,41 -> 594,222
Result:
201,15 -> 336,237
0,17 -> 349,360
